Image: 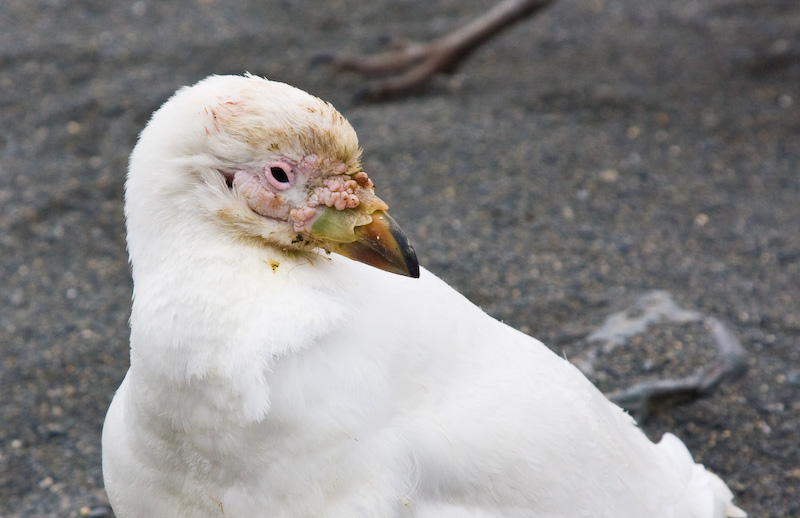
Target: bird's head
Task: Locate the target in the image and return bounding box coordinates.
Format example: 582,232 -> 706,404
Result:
125,74 -> 419,278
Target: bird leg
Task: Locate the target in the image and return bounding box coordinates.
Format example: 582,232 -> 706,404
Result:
319,0 -> 556,101
571,291 -> 748,422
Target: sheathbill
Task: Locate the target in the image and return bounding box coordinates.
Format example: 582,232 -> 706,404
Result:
102,74 -> 746,518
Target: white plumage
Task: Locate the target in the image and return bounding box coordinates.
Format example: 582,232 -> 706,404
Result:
102,74 -> 745,518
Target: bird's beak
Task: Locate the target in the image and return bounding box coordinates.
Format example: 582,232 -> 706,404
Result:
309,207 -> 420,278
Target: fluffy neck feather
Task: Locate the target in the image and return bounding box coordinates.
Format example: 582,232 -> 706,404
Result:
125,158 -> 348,428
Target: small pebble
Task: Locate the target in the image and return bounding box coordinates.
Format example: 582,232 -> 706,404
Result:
80,506 -> 110,518
598,169 -> 619,183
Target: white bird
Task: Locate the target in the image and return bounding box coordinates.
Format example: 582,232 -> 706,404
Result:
102,74 -> 745,518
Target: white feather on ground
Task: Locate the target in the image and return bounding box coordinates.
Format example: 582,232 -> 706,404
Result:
102,74 -> 746,518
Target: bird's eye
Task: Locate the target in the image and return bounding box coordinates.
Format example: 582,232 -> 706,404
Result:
265,162 -> 294,190
270,167 -> 289,183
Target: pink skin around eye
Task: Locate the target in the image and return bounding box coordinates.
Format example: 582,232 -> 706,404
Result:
265,161 -> 295,190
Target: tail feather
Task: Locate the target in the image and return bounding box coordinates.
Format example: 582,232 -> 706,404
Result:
658,433 -> 746,518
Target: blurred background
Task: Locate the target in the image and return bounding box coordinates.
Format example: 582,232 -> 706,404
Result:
1,0 -> 798,516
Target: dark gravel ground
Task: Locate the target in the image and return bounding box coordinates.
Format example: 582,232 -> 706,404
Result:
1,0 -> 798,516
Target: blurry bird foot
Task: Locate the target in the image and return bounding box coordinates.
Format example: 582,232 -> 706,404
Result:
573,291 -> 748,422
608,349 -> 746,422
316,0 -> 556,101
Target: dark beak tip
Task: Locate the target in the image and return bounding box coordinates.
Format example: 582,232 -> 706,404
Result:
403,246 -> 421,279
385,218 -> 420,279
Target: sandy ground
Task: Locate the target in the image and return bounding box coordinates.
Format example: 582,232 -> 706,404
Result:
1,0 -> 798,516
